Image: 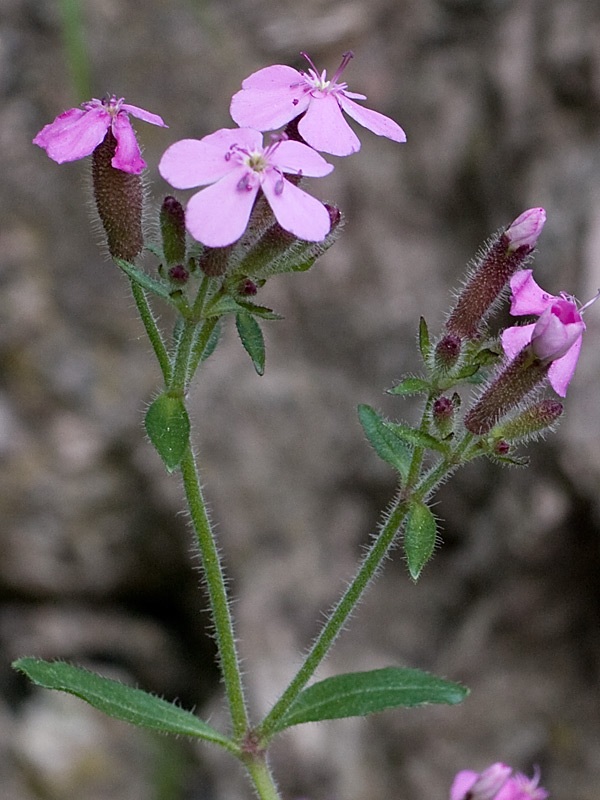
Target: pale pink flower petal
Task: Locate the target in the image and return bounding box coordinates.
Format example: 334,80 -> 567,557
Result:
338,93 -> 407,143
262,172 -> 332,241
120,103 -> 167,127
450,770 -> 479,800
505,208 -> 546,252
269,139 -> 334,176
111,112 -> 146,173
33,106 -> 109,163
241,64 -> 304,91
299,93 -> 361,156
548,335 -> 582,397
509,270 -> 554,316
501,322 -> 536,360
530,301 -> 585,361
185,169 -> 259,248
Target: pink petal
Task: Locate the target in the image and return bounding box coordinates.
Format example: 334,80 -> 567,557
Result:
269,140 -> 333,177
33,107 -> 110,163
159,128 -> 262,188
262,173 -> 331,241
240,64 -> 304,91
111,113 -> 146,173
449,770 -> 478,800
230,86 -> 309,131
509,270 -> 554,316
184,169 -> 258,247
338,94 -> 407,143
121,103 -> 167,127
298,94 -> 360,156
501,322 -> 536,359
548,336 -> 582,396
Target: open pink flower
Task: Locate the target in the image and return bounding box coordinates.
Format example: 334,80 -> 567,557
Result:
33,95 -> 167,174
159,128 -> 334,247
501,270 -> 595,396
450,764 -> 548,800
230,51 -> 406,157
496,767 -> 549,800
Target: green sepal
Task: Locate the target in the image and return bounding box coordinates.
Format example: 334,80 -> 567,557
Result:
385,422 -> 450,455
404,500 -> 438,580
236,312 -> 265,376
418,317 -> 431,362
272,667 -> 468,732
114,258 -> 173,303
12,658 -> 237,751
145,393 -> 190,473
357,404 -> 412,482
387,377 -> 430,396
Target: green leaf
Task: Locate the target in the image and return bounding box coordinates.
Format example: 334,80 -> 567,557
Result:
385,422 -> 450,455
357,405 -> 411,482
418,317 -> 431,361
236,312 -> 265,375
196,319 -> 221,363
114,258 -> 173,303
145,394 -> 190,472
273,667 -> 467,731
387,377 -> 430,396
235,300 -> 283,321
404,501 -> 438,580
12,658 -> 235,750
203,295 -> 245,318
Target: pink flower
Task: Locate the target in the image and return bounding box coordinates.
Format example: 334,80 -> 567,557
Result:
450,764 -> 548,800
158,128 -> 334,247
229,51 -> 406,157
501,270 -> 596,396
33,95 -> 167,174
450,763 -> 512,800
505,208 -> 547,252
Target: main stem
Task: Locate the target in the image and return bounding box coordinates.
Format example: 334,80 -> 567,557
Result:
259,497 -> 409,738
180,448 -> 249,739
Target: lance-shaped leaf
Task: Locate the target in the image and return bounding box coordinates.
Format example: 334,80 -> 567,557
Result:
273,667 -> 467,732
418,317 -> 432,361
357,404 -> 411,482
13,658 -> 237,752
145,393 -> 190,472
387,377 -> 430,396
385,422 -> 450,455
114,258 -> 173,303
404,500 -> 438,580
236,312 -> 265,376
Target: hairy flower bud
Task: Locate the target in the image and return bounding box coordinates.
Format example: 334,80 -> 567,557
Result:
445,209 -> 546,341
160,195 -> 186,266
491,398 -> 563,442
464,347 -> 550,435
198,245 -> 232,277
92,130 -> 144,261
434,334 -> 462,371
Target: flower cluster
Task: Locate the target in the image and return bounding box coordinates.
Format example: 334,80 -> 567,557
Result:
34,52 -> 405,248
450,762 -> 548,800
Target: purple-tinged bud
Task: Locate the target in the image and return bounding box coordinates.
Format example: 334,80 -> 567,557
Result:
324,203 -> 342,228
92,130 -> 143,261
530,299 -> 585,362
450,763 -> 512,800
494,439 -> 511,456
237,278 -> 258,296
434,334 -> 462,371
491,398 -> 563,442
464,347 -> 550,435
432,393 -> 459,438
160,195 -> 186,266
198,246 -> 232,277
167,264 -> 189,284
445,210 -> 546,341
505,207 -> 546,253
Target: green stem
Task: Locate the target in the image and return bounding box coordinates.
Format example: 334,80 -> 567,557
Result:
58,0 -> 91,99
180,448 -> 249,739
244,756 -> 282,800
129,280 -> 172,385
258,498 -> 409,739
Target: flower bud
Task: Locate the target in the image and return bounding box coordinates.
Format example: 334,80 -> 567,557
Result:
167,264 -> 189,284
505,207 -> 546,253
530,299 -> 585,362
432,393 -> 459,438
434,334 -> 462,371
160,195 -> 186,266
92,130 -> 144,261
445,209 -> 546,341
198,245 -> 232,277
450,763 -> 512,800
464,347 -> 550,435
490,398 -> 563,442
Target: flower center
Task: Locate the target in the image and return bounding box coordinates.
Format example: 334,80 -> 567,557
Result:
299,50 -> 353,95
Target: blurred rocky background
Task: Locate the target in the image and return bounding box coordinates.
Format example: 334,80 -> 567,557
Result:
1,0 -> 600,798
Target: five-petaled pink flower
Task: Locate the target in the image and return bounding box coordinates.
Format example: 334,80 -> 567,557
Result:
158,127 -> 334,248
501,270 -> 597,397
33,95 -> 167,174
451,763 -> 548,800
230,51 -> 406,157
